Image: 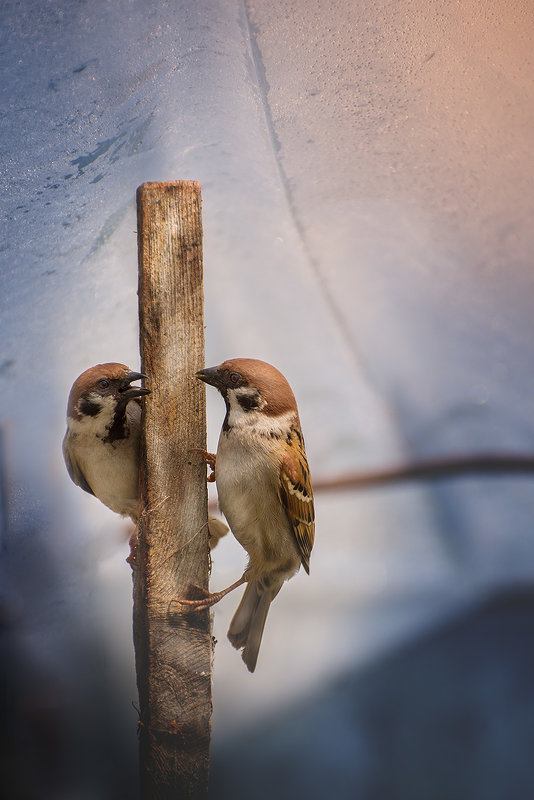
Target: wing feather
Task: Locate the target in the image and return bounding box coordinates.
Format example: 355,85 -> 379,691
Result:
62,433 -> 95,496
279,426 -> 315,574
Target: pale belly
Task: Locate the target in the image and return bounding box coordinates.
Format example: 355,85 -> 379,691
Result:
216,432 -> 300,579
78,439 -> 139,519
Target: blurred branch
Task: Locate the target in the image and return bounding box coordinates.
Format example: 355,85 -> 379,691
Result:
310,453 -> 534,491
208,453 -> 534,510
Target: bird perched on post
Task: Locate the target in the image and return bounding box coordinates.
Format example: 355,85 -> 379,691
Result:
63,363 -> 227,555
63,363 -> 150,522
183,358 -> 315,673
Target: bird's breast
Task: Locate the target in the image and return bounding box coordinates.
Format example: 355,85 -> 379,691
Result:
216,429 -> 279,505
73,434 -> 139,518
215,429 -> 300,577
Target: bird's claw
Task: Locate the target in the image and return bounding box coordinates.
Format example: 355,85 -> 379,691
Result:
192,449 -> 216,482
171,584 -> 219,612
171,576 -> 246,612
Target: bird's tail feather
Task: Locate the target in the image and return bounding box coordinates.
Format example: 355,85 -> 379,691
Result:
227,580 -> 276,673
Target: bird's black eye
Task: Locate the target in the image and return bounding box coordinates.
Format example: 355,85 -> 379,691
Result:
98,379 -> 110,389
229,372 -> 240,385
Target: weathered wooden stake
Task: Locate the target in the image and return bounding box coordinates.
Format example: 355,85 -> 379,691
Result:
134,181 -> 212,798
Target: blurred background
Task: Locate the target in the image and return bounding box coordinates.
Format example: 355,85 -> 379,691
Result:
2,1 -> 534,797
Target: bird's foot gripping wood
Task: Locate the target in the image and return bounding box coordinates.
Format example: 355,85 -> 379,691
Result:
172,576 -> 246,611
192,448 -> 217,482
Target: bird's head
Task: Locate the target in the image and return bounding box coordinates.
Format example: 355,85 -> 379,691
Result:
196,358 -> 298,428
66,363 -> 150,423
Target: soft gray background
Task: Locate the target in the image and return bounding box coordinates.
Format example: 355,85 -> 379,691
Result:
1,1 -> 534,798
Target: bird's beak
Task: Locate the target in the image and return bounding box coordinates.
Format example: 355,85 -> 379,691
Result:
196,366 -> 222,389
119,371 -> 151,400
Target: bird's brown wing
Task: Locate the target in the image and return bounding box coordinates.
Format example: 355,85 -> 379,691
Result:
279,429 -> 315,574
62,434 -> 95,497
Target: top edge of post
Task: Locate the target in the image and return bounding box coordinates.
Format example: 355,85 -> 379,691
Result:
136,181 -> 201,197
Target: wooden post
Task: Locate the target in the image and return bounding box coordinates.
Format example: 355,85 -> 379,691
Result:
134,181 -> 212,798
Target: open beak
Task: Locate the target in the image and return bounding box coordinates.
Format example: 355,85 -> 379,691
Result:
196,366 -> 222,389
120,371 -> 151,400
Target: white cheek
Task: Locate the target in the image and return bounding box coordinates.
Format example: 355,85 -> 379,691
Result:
89,392 -> 116,415
226,399 -> 264,430
69,393 -> 117,438
226,390 -> 275,431
226,392 -> 247,428
225,392 -> 296,438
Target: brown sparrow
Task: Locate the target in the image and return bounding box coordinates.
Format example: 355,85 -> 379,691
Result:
63,363 -> 227,554
186,358 -> 315,672
63,363 -> 150,521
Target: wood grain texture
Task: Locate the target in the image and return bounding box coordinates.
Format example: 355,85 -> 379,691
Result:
134,182 -> 212,799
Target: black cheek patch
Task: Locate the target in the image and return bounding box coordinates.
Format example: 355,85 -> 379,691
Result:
237,391 -> 261,411
79,397 -> 101,417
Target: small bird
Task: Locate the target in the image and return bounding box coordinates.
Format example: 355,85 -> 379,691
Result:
189,358 -> 315,672
63,363 -> 151,522
63,364 -> 229,554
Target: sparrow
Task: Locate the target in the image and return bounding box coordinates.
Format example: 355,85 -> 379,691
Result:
185,358 -> 315,672
62,363 -> 151,522
63,363 -> 228,553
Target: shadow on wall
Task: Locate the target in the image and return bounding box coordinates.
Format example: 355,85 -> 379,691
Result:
211,588 -> 534,800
